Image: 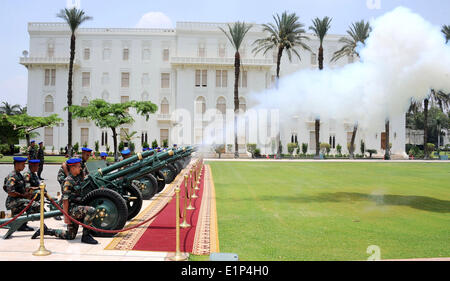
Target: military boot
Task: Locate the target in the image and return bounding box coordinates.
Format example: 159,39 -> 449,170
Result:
31,224 -> 55,239
81,228 -> 98,245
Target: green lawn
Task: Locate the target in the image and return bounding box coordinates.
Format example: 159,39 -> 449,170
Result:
203,161 -> 450,261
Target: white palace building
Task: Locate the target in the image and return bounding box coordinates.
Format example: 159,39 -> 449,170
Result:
20,21 -> 407,157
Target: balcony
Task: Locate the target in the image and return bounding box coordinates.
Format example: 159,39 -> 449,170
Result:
19,57 -> 79,68
171,56 -> 273,68
157,113 -> 172,122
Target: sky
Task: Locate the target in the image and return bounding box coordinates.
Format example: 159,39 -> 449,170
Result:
0,0 -> 449,106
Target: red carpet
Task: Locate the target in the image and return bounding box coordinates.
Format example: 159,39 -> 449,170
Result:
132,166 -> 205,252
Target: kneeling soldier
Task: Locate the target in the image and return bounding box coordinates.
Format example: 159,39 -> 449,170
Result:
3,157 -> 40,231
32,158 -> 98,244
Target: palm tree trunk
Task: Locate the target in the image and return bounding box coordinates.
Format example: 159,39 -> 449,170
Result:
111,127 -> 118,162
318,45 -> 324,70
276,47 -> 283,158
67,33 -> 76,157
234,51 -> 240,158
423,98 -> 429,159
315,119 -> 320,157
385,120 -> 390,160
349,124 -> 358,159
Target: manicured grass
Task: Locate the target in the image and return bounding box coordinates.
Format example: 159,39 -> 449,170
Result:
206,161 -> 450,261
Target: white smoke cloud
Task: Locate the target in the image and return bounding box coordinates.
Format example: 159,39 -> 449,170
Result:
249,7 -> 450,130
136,12 -> 173,29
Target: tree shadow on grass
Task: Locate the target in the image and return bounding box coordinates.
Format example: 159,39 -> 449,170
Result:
257,192 -> 450,213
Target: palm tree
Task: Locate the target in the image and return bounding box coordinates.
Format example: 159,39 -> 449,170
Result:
253,11 -> 311,157
309,16 -> 332,157
409,90 -> 450,159
0,102 -> 22,115
442,25 -> 450,43
331,20 -> 371,63
332,20 -> 371,158
219,21 -> 253,159
57,7 -> 92,156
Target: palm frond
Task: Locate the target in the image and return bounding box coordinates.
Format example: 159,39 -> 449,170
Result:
442,25 -> 450,43
309,16 -> 332,45
331,20 -> 371,62
219,21 -> 253,51
57,7 -> 92,33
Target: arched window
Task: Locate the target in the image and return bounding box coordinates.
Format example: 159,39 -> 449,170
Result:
216,97 -> 226,115
101,91 -> 109,101
44,95 -> 54,113
239,97 -> 246,113
161,97 -> 169,114
81,97 -> 89,107
142,91 -> 149,101
195,96 -> 206,115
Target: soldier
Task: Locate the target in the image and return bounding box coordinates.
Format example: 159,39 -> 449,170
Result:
100,152 -> 108,161
23,159 -> 41,190
3,157 -> 40,231
32,158 -> 98,244
27,140 -> 37,160
37,141 -> 45,180
121,149 -> 131,160
57,147 -> 92,187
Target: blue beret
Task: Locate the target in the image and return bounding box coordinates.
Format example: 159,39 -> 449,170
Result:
121,149 -> 131,155
66,158 -> 82,165
29,159 -> 41,164
100,152 -> 108,157
81,147 -> 92,152
149,148 -> 153,151
30,140 -> 35,143
13,157 -> 27,163
38,142 -> 43,145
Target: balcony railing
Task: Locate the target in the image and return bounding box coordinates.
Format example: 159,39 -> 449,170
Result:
171,56 -> 273,67
19,57 -> 79,67
157,114 -> 172,121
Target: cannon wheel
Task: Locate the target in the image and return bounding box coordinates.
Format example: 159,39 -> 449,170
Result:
124,184 -> 143,220
160,164 -> 177,184
154,171 -> 166,193
138,174 -> 158,200
173,160 -> 183,174
82,188 -> 128,237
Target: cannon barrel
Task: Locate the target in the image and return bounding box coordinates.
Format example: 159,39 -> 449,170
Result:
1,210 -> 62,239
97,149 -> 155,176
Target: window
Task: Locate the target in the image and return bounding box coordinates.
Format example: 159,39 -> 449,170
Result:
239,97 -> 246,113
103,47 -> 111,60
161,98 -> 169,114
347,132 -> 353,149
329,134 -> 336,149
216,97 -> 226,115
198,44 -> 206,57
47,43 -> 54,58
311,53 -> 317,65
160,129 -> 169,146
44,69 -> 56,86
123,48 -> 129,61
141,73 -> 150,86
81,128 -> 89,147
121,72 -> 130,88
84,48 -> 90,60
142,47 -> 151,61
44,95 -> 54,113
44,127 -> 53,146
81,97 -> 89,107
101,72 -> 109,85
121,96 -> 129,103
101,131 -> 108,146
273,51 -> 278,63
195,70 -> 207,87
161,73 -> 170,88
82,72 -> 90,88
239,71 -> 247,88
162,48 -> 169,62
218,44 -> 226,58
216,70 -> 227,88
141,131 -> 148,145
196,96 -> 206,115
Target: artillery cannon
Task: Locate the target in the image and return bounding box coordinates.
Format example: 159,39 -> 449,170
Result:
0,146 -> 196,238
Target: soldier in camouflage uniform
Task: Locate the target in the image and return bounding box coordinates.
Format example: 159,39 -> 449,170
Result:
57,147 -> 92,189
27,140 -> 38,160
3,157 -> 40,231
37,142 -> 45,180
32,158 -> 98,244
